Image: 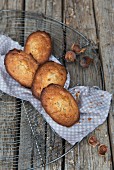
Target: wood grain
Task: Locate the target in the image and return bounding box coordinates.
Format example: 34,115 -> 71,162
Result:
64,0 -> 113,169
0,94 -> 20,169
108,99 -> 114,164
64,0 -> 97,44
23,0 -> 63,169
43,2 -> 63,169
1,0 -> 23,10
18,0 -> 46,168
18,101 -> 46,169
0,1 -> 24,169
18,103 -> 34,170
0,0 -> 113,169
93,0 -> 114,164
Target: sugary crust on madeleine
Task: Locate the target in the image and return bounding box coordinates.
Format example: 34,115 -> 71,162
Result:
41,84 -> 80,127
32,61 -> 67,99
4,49 -> 38,88
24,31 -> 52,64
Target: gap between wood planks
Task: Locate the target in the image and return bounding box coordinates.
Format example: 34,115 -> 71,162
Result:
13,99 -> 21,170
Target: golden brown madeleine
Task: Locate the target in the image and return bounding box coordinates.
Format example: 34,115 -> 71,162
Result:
32,61 -> 67,99
24,31 -> 52,64
4,49 -> 38,88
41,84 -> 80,127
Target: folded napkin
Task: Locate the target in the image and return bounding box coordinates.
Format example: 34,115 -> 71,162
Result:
0,35 -> 112,145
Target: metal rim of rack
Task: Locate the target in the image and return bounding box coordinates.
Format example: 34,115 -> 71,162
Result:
0,10 -> 102,168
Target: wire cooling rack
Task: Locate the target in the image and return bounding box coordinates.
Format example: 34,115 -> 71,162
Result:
0,10 -> 102,169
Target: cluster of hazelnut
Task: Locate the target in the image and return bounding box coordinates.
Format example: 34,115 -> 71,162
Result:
88,136 -> 108,157
65,43 -> 93,68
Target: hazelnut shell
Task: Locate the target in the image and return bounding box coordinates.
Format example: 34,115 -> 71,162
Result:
88,136 -> 99,147
98,144 -> 108,156
65,51 -> 76,62
71,44 -> 81,53
71,43 -> 86,54
80,56 -> 93,68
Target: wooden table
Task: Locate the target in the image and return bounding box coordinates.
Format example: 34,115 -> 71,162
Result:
0,0 -> 113,169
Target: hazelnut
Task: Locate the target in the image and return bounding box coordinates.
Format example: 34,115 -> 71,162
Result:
98,144 -> 108,156
65,51 -> 76,62
80,56 -> 93,68
71,44 -> 81,53
88,136 -> 99,147
71,43 -> 86,54
79,48 -> 87,53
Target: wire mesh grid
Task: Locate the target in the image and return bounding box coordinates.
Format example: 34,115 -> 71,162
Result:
0,10 -> 102,169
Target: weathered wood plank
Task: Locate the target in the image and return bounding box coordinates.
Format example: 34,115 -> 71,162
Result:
18,1 -> 46,168
18,101 -> 46,169
25,0 -> 45,14
18,1 -> 46,169
45,0 -> 64,61
0,1 -> 24,169
1,0 -> 23,10
23,0 -> 63,169
45,125 -> 63,170
45,1 -> 64,170
18,103 -> 34,170
64,0 -> 97,44
64,0 -> 113,169
93,0 -> 114,164
45,0 -> 62,21
0,94 -> 20,169
108,99 -> 114,164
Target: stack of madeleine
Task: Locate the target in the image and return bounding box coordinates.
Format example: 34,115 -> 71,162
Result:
5,31 -> 80,127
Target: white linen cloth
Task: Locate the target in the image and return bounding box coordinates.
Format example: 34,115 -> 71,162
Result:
0,35 -> 112,145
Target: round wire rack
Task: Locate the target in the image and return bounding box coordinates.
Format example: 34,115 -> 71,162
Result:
0,10 -> 103,169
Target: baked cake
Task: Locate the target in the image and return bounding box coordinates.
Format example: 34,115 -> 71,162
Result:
32,61 -> 67,99
41,84 -> 80,127
24,31 -> 52,64
4,49 -> 38,88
